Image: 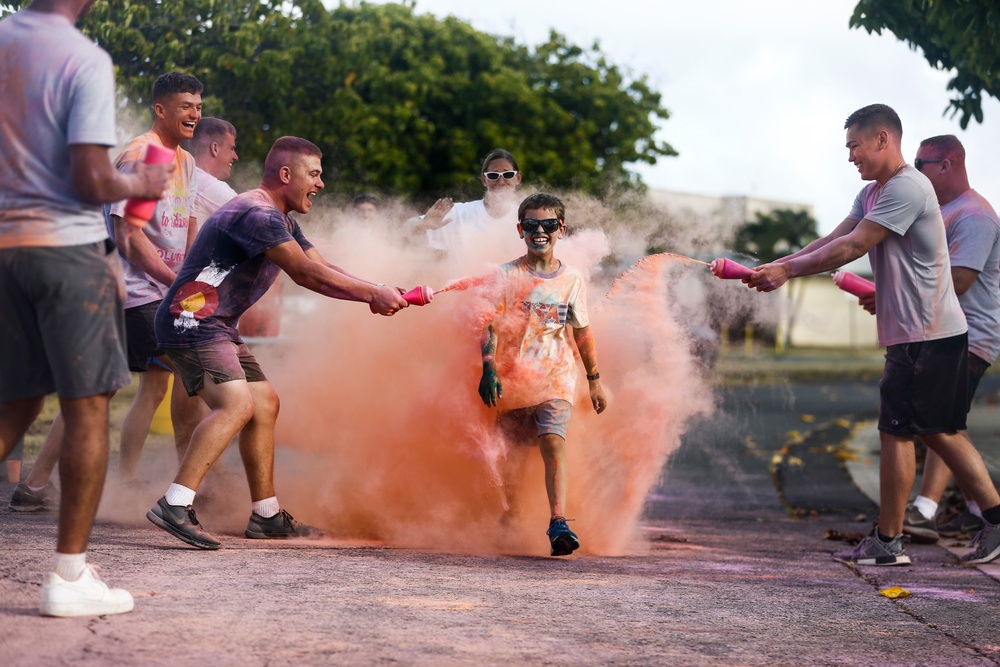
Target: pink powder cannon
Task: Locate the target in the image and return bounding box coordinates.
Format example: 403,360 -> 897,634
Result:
709,258 -> 754,280
123,143 -> 174,228
831,271 -> 875,297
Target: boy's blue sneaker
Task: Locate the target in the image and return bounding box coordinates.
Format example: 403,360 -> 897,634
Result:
547,517 -> 580,556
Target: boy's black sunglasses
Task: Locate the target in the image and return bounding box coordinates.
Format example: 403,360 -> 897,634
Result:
520,218 -> 561,233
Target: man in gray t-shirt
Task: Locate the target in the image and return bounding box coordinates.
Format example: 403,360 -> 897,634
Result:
747,104 -> 1000,567
894,135 -> 1000,542
0,0 -> 169,617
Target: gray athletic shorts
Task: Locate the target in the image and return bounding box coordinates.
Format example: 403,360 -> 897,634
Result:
0,240 -> 131,401
879,333 -> 968,435
165,340 -> 267,397
497,399 -> 573,441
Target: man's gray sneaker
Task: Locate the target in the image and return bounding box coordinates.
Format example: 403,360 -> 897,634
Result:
937,509 -> 984,538
902,504 -> 939,543
146,497 -> 221,550
833,528 -> 911,566
245,509 -> 324,539
960,521 -> 1000,565
8,482 -> 59,512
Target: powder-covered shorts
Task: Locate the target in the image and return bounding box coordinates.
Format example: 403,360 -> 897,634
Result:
879,333 -> 968,435
498,399 -> 573,441
0,240 -> 131,401
165,340 -> 267,397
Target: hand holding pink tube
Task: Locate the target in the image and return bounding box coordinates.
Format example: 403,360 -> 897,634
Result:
123,143 -> 174,228
832,271 -> 875,297
369,285 -> 434,313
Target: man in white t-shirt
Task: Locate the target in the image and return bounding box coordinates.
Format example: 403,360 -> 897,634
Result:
747,104 -> 1000,567
189,117 -> 239,224
0,0 -> 170,617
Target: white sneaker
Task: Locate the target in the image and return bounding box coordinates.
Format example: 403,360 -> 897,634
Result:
39,565 -> 135,617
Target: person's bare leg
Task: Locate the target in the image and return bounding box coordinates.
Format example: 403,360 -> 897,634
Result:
0,398 -> 44,459
499,441 -> 530,516
56,394 -> 112,554
23,413 -> 64,488
118,367 -> 169,481
538,434 -> 568,518
918,448 -> 955,504
238,381 -> 279,502
172,378 -> 253,492
923,431 -> 1000,512
170,376 -> 207,463
879,433 -> 915,536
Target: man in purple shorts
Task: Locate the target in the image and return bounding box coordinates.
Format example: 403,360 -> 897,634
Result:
146,136 -> 409,549
747,104 -> 1000,567
0,0 -> 170,616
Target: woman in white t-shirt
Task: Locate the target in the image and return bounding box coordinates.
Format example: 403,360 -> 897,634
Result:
406,149 -> 524,258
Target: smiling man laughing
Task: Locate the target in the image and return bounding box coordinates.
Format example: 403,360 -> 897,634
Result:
147,136 -> 409,550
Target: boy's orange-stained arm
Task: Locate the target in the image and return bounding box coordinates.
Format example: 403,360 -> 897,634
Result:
573,325 -> 607,414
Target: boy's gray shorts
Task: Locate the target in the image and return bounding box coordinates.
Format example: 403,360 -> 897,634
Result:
498,399 -> 573,441
0,240 -> 131,402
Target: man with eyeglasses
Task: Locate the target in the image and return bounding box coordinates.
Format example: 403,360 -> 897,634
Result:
746,104 -> 1000,567
864,135 -> 1000,545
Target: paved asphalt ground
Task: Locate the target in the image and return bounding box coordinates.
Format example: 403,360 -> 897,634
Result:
3,353 -> 1000,666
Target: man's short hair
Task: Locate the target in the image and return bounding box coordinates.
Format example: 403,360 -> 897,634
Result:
263,136 -> 322,180
352,192 -> 378,207
919,134 -> 966,160
844,103 -> 902,138
190,117 -> 236,155
518,193 -> 565,222
152,72 -> 204,104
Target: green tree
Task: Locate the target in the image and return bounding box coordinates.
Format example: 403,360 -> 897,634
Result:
2,0 -> 675,198
850,0 -> 1000,128
733,208 -> 818,263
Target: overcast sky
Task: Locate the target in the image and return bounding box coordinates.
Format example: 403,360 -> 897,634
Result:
358,0 -> 1000,234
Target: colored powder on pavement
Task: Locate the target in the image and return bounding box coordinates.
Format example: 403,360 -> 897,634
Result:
255,203 -> 716,557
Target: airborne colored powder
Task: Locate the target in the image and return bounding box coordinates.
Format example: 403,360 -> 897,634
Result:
250,201 -> 717,557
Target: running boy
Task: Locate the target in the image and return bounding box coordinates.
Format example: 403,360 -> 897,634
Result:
478,193 -> 608,556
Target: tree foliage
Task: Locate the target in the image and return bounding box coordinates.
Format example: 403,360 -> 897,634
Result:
850,0 -> 1000,128
733,208 -> 818,264
2,1 -> 675,198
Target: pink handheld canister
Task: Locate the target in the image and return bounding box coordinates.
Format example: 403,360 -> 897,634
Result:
402,285 -> 434,306
832,271 -> 875,297
709,258 -> 754,280
123,143 -> 174,228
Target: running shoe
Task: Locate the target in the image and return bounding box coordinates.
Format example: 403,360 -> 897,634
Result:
833,528 -> 911,566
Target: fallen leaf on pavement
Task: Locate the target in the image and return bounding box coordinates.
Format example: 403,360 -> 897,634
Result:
879,586 -> 911,599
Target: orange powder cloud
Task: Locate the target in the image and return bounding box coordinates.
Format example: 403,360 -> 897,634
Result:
259,210 -> 716,557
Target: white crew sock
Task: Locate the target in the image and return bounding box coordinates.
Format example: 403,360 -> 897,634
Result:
967,500 -> 982,518
912,495 -> 938,520
165,483 -> 196,508
53,552 -> 87,582
28,484 -> 48,493
252,497 -> 280,518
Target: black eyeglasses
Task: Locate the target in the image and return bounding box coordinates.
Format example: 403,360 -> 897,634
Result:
914,158 -> 946,171
520,218 -> 561,233
483,170 -> 519,181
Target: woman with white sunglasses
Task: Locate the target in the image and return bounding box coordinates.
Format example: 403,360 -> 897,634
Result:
406,149 -> 524,258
